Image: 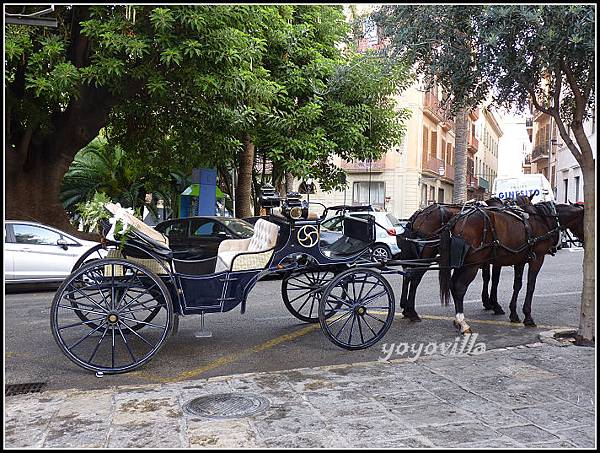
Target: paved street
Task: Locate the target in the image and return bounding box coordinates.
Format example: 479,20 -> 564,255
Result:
5,248 -> 585,392
5,342 -> 595,448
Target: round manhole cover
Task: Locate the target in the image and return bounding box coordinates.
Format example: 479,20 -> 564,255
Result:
183,393 -> 270,419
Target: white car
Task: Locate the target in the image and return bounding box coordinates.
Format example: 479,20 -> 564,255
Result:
5,220 -> 101,285
320,211 -> 405,260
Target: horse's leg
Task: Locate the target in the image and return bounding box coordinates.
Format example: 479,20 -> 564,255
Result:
481,264 -> 492,310
404,268 -> 427,322
509,263 -> 525,323
522,256 -> 545,327
489,264 -> 505,315
451,265 -> 480,334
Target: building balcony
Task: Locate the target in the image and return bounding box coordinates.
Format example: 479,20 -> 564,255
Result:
341,158 -> 385,173
468,134 -> 479,153
531,144 -> 549,162
423,91 -> 446,123
523,154 -> 532,165
422,155 -> 455,182
469,107 -> 480,121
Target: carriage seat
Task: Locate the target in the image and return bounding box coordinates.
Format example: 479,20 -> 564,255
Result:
215,219 -> 279,272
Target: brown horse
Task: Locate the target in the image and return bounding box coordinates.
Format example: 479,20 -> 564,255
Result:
438,201 -> 584,333
397,196 -> 530,321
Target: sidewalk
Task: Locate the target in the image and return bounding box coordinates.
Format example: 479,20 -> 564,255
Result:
5,341 -> 595,448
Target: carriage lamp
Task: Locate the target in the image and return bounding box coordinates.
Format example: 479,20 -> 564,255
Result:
282,192 -> 309,220
259,183 -> 281,211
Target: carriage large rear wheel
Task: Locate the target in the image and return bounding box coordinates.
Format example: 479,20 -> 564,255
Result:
69,245 -> 163,332
318,268 -> 395,350
51,258 -> 173,374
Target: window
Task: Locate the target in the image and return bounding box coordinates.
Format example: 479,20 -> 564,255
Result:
429,186 -> 436,203
438,188 -> 445,203
421,184 -> 428,206
574,176 -> 580,202
431,130 -> 438,158
190,219 -> 219,237
441,138 -> 446,162
353,181 -> 385,206
162,221 -> 188,239
563,179 -> 569,203
13,224 -> 62,245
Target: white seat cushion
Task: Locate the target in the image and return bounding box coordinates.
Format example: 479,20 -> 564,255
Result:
215,219 -> 279,272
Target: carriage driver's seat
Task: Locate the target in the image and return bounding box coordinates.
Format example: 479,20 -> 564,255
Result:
215,218 -> 280,272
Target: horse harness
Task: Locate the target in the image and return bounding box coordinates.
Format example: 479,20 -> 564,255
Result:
446,201 -> 563,265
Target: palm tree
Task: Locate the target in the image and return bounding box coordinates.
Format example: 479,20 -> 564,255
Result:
61,137 -> 159,219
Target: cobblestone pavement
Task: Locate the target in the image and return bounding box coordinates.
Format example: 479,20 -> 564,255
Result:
4,342 -> 595,448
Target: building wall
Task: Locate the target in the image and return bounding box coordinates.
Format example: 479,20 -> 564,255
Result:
555,118 -> 596,204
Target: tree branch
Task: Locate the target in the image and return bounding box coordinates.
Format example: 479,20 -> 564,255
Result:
560,59 -> 585,122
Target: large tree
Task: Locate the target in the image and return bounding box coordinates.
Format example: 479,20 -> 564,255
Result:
5,5 -> 240,230
374,5 -> 488,203
476,5 -> 595,344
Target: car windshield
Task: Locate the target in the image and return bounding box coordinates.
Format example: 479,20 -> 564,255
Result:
221,218 -> 254,238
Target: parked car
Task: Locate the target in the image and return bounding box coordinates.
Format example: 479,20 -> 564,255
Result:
319,211 -> 405,260
5,220 -> 101,285
155,216 -> 254,260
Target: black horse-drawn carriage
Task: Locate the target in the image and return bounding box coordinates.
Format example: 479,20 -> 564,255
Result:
50,191 -> 400,375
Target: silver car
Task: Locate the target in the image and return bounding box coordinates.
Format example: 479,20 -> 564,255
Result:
320,211 -> 405,260
5,220 -> 100,285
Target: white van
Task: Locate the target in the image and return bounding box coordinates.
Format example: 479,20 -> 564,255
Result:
492,174 -> 555,203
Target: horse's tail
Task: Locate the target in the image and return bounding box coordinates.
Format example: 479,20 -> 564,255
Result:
438,225 -> 452,306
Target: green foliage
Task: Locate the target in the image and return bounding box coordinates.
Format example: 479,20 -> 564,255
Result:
75,191 -> 112,233
477,5 -> 595,123
374,5 -> 488,111
7,5 -> 411,212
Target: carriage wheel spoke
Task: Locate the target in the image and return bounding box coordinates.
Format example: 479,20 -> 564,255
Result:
119,316 -> 165,329
58,305 -> 106,316
359,290 -> 388,307
88,325 -> 110,364
117,323 -> 137,364
58,316 -> 106,331
361,316 -> 378,337
119,320 -> 154,347
67,321 -> 107,351
334,313 -> 354,340
111,325 -> 116,368
65,284 -> 109,313
364,312 -> 386,324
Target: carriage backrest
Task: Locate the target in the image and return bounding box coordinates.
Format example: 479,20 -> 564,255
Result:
343,215 -> 375,243
104,202 -> 170,250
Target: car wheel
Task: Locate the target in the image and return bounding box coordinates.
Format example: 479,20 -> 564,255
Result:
371,244 -> 391,261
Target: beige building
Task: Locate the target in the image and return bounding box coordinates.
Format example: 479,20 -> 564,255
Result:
306,5 -> 501,218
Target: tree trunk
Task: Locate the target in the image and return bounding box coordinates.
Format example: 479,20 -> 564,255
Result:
452,107 -> 469,203
5,85 -> 116,240
235,134 -> 255,218
285,172 -> 295,194
577,162 -> 595,344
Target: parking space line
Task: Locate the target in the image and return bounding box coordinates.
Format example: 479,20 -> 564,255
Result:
156,324 -> 321,383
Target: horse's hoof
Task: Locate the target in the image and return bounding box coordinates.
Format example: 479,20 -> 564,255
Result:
493,307 -> 505,315
510,314 -> 520,323
409,315 -> 422,323
462,327 -> 473,335
523,319 -> 537,327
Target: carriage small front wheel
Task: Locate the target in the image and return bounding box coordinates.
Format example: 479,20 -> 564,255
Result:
282,270 -> 337,323
318,268 -> 395,350
51,258 -> 173,374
